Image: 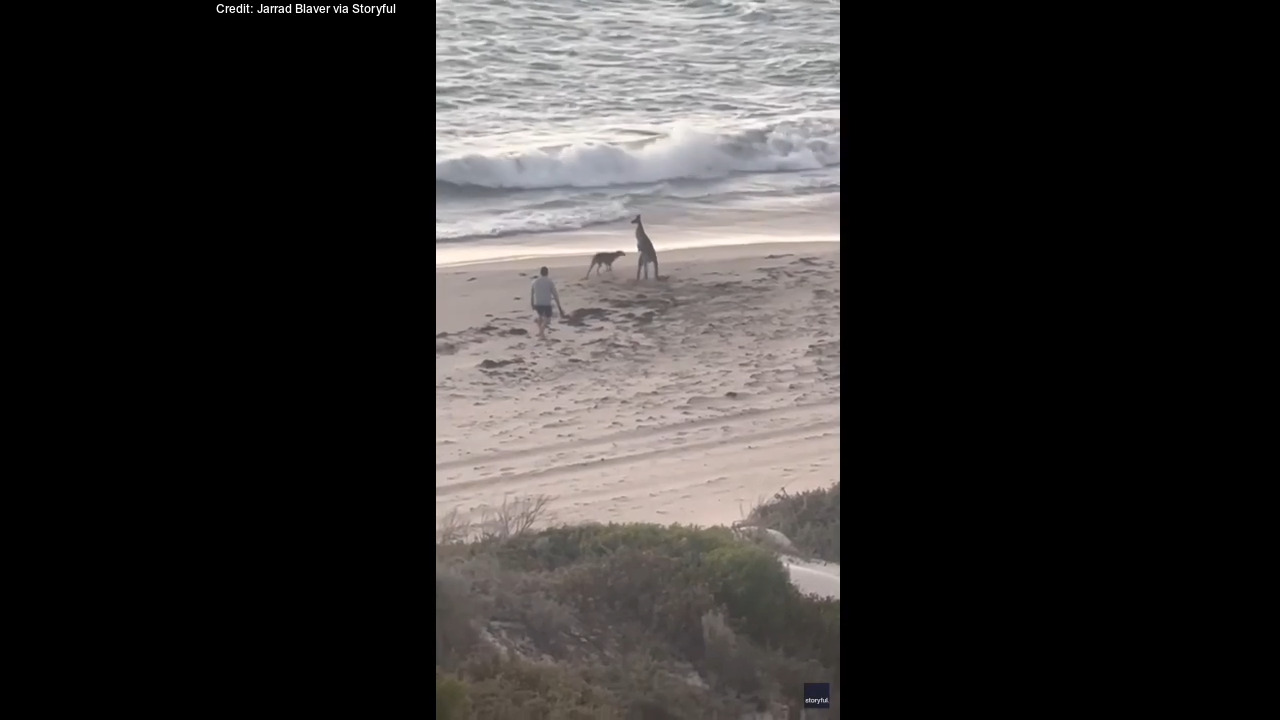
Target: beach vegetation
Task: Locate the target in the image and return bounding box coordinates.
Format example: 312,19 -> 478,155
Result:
435,484 -> 842,717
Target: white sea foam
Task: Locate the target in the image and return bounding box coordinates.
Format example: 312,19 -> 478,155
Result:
436,119 -> 840,192
437,199 -> 634,241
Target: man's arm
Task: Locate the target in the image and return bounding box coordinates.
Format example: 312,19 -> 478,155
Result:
530,282 -> 536,308
552,283 -> 565,315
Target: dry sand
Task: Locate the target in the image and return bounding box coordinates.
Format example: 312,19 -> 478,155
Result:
436,241 -> 840,596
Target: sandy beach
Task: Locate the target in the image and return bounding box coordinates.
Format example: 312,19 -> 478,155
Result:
435,241 -> 840,594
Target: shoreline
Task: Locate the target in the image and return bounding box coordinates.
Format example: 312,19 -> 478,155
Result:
436,210 -> 840,268
436,239 -> 840,273
437,235 -> 839,268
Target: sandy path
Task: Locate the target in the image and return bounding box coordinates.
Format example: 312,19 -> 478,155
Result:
436,242 -> 840,593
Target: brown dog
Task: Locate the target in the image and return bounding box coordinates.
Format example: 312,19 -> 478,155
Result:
585,250 -> 626,278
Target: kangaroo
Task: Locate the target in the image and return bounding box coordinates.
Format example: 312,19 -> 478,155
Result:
631,214 -> 659,280
584,250 -> 626,278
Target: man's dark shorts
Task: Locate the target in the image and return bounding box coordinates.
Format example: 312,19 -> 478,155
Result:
534,305 -> 553,320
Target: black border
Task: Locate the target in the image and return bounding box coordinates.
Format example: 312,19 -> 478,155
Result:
76,4 -> 429,713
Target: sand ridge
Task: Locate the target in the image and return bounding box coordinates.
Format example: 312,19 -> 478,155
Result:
436,243 -> 840,535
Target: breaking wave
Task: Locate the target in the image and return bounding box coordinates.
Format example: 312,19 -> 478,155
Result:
436,199 -> 634,242
436,117 -> 840,194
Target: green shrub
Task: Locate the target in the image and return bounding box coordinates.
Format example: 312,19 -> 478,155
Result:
435,520 -> 840,717
461,657 -> 625,719
437,568 -> 481,666
746,483 -> 841,562
490,523 -> 738,574
703,543 -> 793,642
436,674 -> 471,719
778,590 -> 841,670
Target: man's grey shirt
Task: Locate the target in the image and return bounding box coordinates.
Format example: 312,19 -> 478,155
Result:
531,277 -> 558,306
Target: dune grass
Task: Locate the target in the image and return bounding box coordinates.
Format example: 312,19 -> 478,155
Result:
436,486 -> 841,719
743,482 -> 841,563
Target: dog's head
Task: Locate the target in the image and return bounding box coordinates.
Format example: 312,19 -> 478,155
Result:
612,250 -> 627,259
630,214 -> 641,225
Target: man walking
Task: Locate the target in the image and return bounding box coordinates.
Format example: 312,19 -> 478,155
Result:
530,266 -> 565,339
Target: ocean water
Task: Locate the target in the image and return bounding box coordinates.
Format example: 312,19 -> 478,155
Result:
436,0 -> 840,264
